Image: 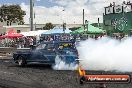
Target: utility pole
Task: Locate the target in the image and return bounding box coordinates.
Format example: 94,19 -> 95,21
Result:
63,23 -> 66,33
30,0 -> 34,31
98,18 -> 100,28
85,20 -> 88,32
83,9 -> 85,27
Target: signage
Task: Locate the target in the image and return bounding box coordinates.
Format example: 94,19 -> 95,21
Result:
114,5 -> 123,13
105,7 -> 114,14
124,5 -> 132,12
83,74 -> 131,83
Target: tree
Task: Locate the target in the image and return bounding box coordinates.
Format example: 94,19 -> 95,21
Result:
69,27 -> 80,31
0,4 -> 26,26
43,23 -> 54,30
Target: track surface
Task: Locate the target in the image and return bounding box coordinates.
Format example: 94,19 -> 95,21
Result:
0,59 -> 131,88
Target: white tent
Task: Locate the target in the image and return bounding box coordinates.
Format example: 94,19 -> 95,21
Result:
21,30 -> 48,36
21,30 -> 48,41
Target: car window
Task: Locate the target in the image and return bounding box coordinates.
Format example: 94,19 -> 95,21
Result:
36,44 -> 46,50
46,44 -> 55,50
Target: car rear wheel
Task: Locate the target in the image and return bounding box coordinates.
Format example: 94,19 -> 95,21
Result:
79,76 -> 86,85
17,56 -> 26,66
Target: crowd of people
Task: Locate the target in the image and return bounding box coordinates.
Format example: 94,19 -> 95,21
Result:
0,34 -> 75,48
0,33 -> 106,48
40,34 -> 74,42
0,36 -> 36,48
0,33 -> 128,48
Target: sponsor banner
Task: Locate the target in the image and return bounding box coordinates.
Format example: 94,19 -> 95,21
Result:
124,5 -> 132,12
84,74 -> 131,83
114,5 -> 123,13
105,7 -> 113,14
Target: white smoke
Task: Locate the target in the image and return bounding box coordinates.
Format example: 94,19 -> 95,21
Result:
52,55 -> 78,70
77,37 -> 132,72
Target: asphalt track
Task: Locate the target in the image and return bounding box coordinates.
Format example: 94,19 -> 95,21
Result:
0,59 -> 131,88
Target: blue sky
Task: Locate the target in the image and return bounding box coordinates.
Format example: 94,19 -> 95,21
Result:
0,0 -> 57,7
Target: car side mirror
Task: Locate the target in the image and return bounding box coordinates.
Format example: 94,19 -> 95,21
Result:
31,45 -> 36,50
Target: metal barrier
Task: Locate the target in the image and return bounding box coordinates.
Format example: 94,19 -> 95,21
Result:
0,47 -> 31,59
0,47 -> 16,53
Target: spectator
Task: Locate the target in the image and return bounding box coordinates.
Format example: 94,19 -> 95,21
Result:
29,37 -> 34,49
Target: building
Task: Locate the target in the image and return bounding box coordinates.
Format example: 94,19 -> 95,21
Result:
103,1 -> 132,34
2,25 -> 30,33
0,23 -> 82,34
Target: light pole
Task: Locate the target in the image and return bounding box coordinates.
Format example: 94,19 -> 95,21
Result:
83,9 -> 85,30
30,0 -> 34,31
61,9 -> 66,33
98,18 -> 100,28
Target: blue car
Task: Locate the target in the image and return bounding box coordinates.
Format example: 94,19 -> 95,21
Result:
13,41 -> 79,66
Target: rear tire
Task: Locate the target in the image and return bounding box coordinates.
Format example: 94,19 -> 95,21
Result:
17,56 -> 26,66
79,76 -> 86,85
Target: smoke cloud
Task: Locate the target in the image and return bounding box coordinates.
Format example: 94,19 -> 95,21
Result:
77,37 -> 132,72
52,55 -> 78,70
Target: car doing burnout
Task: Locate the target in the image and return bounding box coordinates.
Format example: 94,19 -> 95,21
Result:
13,41 -> 79,66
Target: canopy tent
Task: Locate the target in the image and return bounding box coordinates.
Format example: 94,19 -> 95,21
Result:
2,28 -> 23,38
71,23 -> 105,34
71,28 -> 84,34
42,27 -> 72,35
20,30 -> 48,36
0,35 -> 6,39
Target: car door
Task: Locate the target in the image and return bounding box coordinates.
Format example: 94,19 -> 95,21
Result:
38,44 -> 56,63
29,44 -> 47,62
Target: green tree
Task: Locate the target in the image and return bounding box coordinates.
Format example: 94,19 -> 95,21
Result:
43,23 -> 54,30
69,27 -> 80,31
0,4 -> 26,26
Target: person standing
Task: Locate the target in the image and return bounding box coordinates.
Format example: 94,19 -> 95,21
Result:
29,37 -> 34,49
